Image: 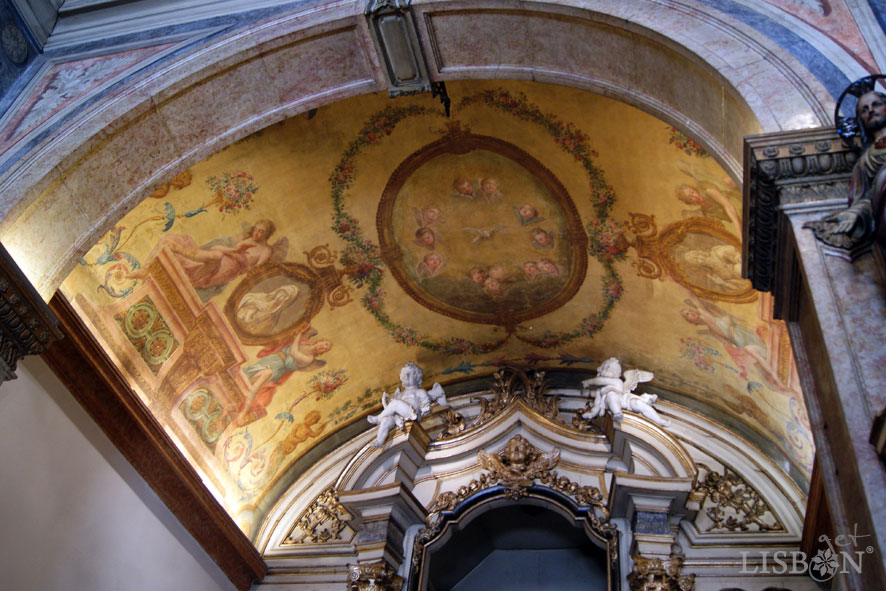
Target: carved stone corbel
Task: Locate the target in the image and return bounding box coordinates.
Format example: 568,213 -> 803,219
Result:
743,128 -> 855,315
627,554 -> 695,591
348,560 -> 404,591
0,243 -> 62,382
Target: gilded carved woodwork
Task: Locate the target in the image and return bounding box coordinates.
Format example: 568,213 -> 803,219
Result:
348,560 -> 404,591
413,434 -> 615,573
436,367 -> 568,440
0,243 -> 62,382
284,487 -> 352,545
627,555 -> 695,591
476,434 -> 561,497
437,406 -> 466,438
691,464 -> 782,533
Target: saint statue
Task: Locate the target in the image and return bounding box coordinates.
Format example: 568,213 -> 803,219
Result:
805,89 -> 886,259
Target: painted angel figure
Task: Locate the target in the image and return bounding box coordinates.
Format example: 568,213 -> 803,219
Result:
367,362 -> 447,447
131,219 -> 288,301
581,358 -> 671,428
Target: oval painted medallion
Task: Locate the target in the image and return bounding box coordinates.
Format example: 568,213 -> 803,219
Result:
378,131 -> 587,325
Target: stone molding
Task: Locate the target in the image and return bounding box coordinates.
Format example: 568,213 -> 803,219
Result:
745,127 -> 886,590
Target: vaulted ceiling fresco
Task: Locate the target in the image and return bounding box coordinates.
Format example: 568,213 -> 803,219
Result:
60,80 -> 812,540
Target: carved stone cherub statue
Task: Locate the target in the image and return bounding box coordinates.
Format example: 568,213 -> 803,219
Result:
367,362 -> 447,447
581,358 -> 671,428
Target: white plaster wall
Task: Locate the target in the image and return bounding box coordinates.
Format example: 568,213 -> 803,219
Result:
0,356 -> 236,591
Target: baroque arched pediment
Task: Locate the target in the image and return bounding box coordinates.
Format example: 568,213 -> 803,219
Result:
257,367 -> 805,589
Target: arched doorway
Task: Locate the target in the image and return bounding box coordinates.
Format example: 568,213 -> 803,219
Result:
419,491 -> 613,591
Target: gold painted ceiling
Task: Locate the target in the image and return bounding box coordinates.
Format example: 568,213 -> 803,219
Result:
61,80 -> 812,539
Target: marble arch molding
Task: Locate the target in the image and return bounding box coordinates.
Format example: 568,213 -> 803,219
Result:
256,371 -> 806,590
0,0 -> 851,298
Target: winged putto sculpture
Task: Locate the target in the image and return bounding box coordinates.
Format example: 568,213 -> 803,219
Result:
581,358 -> 671,428
367,362 -> 447,447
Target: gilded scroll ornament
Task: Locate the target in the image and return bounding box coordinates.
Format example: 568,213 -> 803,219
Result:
692,464 -> 782,533
348,560 -> 403,591
437,406 -> 466,438
410,434 -> 616,581
628,555 -> 695,591
436,367 -> 567,440
284,487 -> 351,545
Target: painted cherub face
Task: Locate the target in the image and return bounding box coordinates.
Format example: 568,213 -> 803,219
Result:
538,258 -> 558,275
423,207 -> 441,224
480,178 -> 499,194
483,277 -> 502,294
416,227 -> 436,246
470,267 -> 487,284
676,185 -> 705,206
519,204 -> 537,220
532,229 -> 552,246
523,261 -> 539,277
453,177 -> 473,196
313,340 -> 333,354
252,223 -> 269,241
487,264 -> 506,280
425,253 -> 443,270
681,309 -> 703,325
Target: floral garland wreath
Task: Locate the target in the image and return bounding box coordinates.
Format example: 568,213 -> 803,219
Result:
329,89 -> 626,354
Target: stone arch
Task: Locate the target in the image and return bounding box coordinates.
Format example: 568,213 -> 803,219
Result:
412,488 -> 616,590
0,0 -> 858,298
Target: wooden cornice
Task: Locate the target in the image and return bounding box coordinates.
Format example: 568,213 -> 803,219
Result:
43,294 -> 267,591
742,127 -> 855,302
0,243 -> 62,381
